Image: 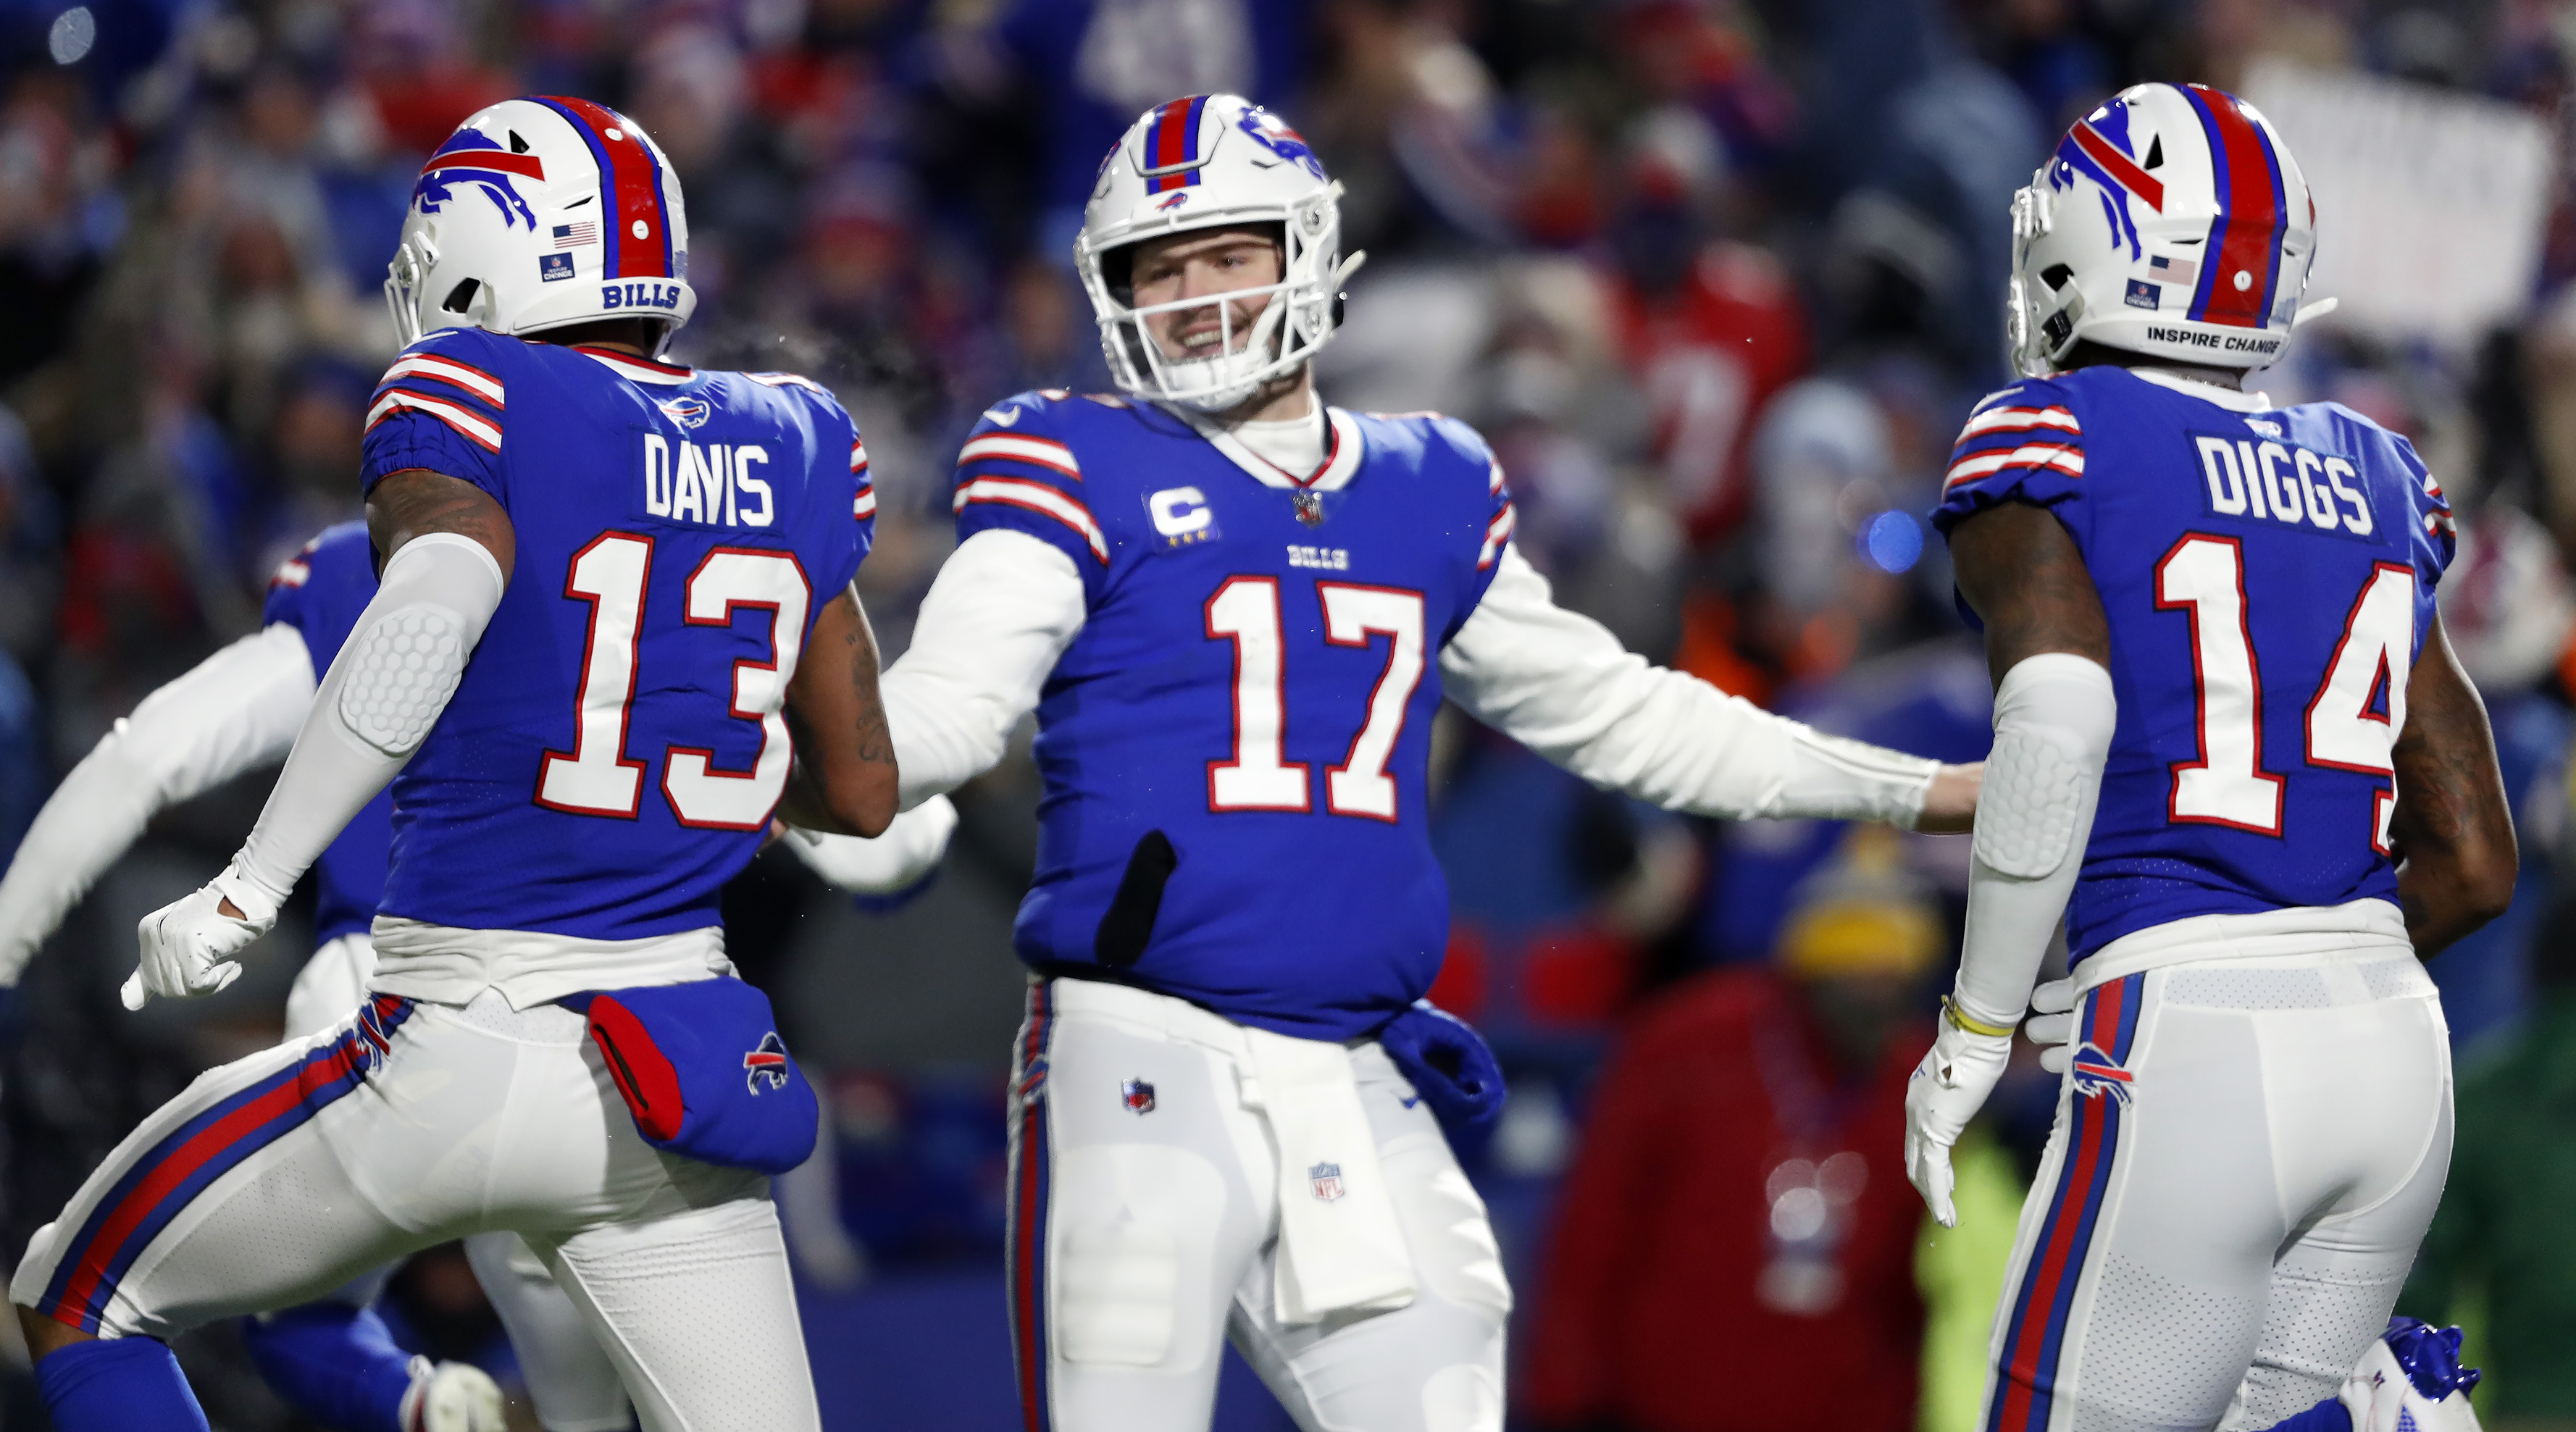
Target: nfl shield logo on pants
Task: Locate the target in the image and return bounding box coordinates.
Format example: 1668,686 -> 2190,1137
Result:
1309,1162 -> 1345,1202
1121,1079 -> 1156,1114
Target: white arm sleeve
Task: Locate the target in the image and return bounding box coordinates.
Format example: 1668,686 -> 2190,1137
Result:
1442,546 -> 1940,825
879,529 -> 1087,809
0,624 -> 315,981
1951,653 -> 2115,1029
790,794 -> 959,892
227,532 -> 507,913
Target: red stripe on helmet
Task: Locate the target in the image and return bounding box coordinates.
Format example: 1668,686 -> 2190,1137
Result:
2188,86 -> 2283,330
1153,98 -> 1191,171
543,95 -> 670,280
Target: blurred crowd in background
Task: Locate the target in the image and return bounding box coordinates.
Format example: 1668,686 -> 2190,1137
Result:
1,0 -> 2575,1428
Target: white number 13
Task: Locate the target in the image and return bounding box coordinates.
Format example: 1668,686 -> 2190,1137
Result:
536,533 -> 810,828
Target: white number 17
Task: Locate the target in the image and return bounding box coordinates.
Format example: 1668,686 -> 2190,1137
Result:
1204,577 -> 1426,821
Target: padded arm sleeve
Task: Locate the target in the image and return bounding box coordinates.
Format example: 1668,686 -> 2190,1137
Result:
1442,546 -> 1940,826
0,624 -> 316,981
228,533 -> 507,912
878,529 -> 1088,810
1952,653 -> 2116,1029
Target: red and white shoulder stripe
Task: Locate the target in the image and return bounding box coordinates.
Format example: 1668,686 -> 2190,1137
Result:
958,432 -> 1080,482
1477,502 -> 1518,570
849,436 -> 874,518
380,353 -> 505,408
269,557 -> 312,590
749,372 -> 832,394
365,389 -> 501,453
954,478 -> 1108,564
1944,441 -> 2083,490
1957,403 -> 2078,440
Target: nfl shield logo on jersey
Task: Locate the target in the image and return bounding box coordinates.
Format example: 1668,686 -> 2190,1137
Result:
1121,1079 -> 1156,1114
1309,1161 -> 1345,1202
2070,1044 -> 2135,1106
743,1032 -> 791,1093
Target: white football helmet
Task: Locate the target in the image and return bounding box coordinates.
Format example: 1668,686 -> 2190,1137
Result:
1075,93 -> 1365,412
2007,82 -> 2325,379
385,96 -> 695,352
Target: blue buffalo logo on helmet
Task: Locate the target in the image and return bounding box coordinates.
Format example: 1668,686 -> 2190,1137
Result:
2069,1044 -> 2135,1106
414,130 -> 541,230
743,1031 -> 792,1094
1236,106 -> 1325,180
659,395 -> 711,430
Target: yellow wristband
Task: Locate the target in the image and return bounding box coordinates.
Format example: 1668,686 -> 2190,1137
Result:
1944,997 -> 2017,1039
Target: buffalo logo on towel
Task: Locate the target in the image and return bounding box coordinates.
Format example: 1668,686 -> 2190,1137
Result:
1309,1161 -> 1345,1202
743,1032 -> 792,1093
1121,1079 -> 1156,1114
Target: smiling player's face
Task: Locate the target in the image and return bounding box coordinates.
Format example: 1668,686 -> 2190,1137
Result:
1127,227 -> 1283,362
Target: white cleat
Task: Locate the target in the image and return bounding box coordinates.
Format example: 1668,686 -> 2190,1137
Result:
399,1356 -> 509,1432
2339,1319 -> 2483,1432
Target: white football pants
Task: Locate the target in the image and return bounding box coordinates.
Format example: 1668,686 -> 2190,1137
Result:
1983,942 -> 2452,1432
288,934 -> 635,1432
11,987 -> 818,1432
1008,977 -> 1512,1432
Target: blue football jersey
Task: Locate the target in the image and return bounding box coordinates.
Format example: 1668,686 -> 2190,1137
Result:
954,393 -> 1515,1039
359,330 -> 872,940
262,522 -> 390,945
1932,366 -> 2455,963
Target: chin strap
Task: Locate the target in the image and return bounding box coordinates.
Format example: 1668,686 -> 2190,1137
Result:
2293,296 -> 2339,327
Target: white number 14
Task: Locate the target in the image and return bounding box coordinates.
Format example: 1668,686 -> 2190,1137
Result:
2155,534 -> 2414,852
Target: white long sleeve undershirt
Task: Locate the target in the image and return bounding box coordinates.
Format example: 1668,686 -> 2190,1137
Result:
879,531 -> 1938,826
0,623 -> 317,980
0,600 -> 971,983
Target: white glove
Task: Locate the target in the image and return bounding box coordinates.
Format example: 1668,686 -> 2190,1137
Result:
125,863 -> 278,1010
788,795 -> 958,893
2023,978 -> 2076,1076
1904,999 -> 2017,1228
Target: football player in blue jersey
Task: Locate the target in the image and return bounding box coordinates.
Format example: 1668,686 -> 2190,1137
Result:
1904,83 -> 2514,1432
0,520 -> 954,1432
874,93 -> 1981,1432
9,97 -> 898,1431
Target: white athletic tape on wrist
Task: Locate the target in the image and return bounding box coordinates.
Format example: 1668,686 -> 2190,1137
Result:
338,604 -> 469,756
1972,727 -> 2086,877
